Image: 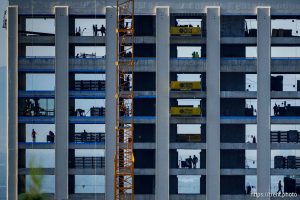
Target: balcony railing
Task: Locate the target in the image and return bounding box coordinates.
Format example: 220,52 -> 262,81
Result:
73,132 -> 105,143
73,157 -> 105,168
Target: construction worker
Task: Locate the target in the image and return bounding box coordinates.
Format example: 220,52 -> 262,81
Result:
49,130 -> 55,143
76,108 -> 85,116
187,156 -> 193,168
32,129 -> 37,143
273,103 -> 279,116
100,24 -> 106,36
246,183 -> 252,194
192,155 -> 198,168
33,98 -> 40,116
192,51 -> 196,58
252,136 -> 256,143
277,180 -> 283,195
93,24 -> 96,36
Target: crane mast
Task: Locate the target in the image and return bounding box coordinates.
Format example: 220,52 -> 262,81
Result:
114,0 -> 135,200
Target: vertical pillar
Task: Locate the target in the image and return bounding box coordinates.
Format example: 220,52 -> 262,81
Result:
7,6 -> 18,200
206,7 -> 220,200
257,7 -> 271,198
155,7 -> 170,200
55,6 -> 69,200
105,7 -> 117,200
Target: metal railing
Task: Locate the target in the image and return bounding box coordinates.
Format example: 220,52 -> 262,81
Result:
73,132 -> 105,143
73,157 -> 105,168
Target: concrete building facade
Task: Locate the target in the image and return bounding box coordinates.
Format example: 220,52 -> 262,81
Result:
6,0 -> 300,200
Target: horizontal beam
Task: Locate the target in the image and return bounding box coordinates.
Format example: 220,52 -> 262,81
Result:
10,0 -> 300,15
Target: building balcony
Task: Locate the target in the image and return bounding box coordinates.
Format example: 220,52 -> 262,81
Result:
19,35 -> 300,46
18,57 -> 300,73
19,90 -> 300,100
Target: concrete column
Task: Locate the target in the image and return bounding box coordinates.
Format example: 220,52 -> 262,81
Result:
155,7 -> 170,200
206,7 -> 220,200
7,6 -> 18,200
55,6 -> 69,200
105,7 -> 117,200
257,7 -> 271,198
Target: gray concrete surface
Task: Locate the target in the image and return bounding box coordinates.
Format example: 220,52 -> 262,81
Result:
9,0 -> 300,15
257,7 -> 271,199
7,6 -> 18,200
54,6 -> 69,200
155,6 -> 170,200
206,7 -> 221,200
104,7 -> 116,200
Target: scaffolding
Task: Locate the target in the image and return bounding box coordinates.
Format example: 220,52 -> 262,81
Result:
114,0 -> 135,200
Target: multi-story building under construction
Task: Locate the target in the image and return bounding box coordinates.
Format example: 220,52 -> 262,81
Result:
5,0 -> 300,200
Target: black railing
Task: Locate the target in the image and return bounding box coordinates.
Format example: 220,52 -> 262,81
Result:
274,156 -> 300,169
74,80 -> 105,91
74,132 -> 105,143
271,131 -> 299,143
73,157 -> 105,168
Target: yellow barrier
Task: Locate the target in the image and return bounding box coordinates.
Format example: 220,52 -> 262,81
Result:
170,107 -> 201,116
177,134 -> 201,142
170,81 -> 202,91
170,27 -> 201,35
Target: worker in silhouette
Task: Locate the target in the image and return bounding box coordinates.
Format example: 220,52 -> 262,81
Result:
33,98 -> 40,116
192,155 -> 198,168
76,108 -> 85,116
187,156 -> 193,168
100,24 -> 106,36
32,129 -> 37,143
93,24 -> 96,36
192,51 -> 196,58
273,103 -> 279,116
252,136 -> 256,143
277,180 -> 283,195
246,183 -> 252,194
48,130 -> 55,143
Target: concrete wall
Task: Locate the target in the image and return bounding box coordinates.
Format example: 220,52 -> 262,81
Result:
54,6 -> 69,200
221,125 -> 245,143
134,16 -> 156,36
155,7 -> 170,200
134,124 -> 155,143
134,99 -> 156,116
135,175 -> 155,194
134,72 -> 156,91
0,66 -> 7,200
220,175 -> 245,194
134,149 -> 155,168
7,6 -> 18,200
221,150 -> 245,169
0,10 -> 8,200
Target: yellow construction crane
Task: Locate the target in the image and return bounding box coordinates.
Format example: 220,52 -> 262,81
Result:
114,0 -> 135,200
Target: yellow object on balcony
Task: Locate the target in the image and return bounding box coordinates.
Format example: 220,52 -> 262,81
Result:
170,106 -> 201,116
170,81 -> 202,91
170,27 -> 201,35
